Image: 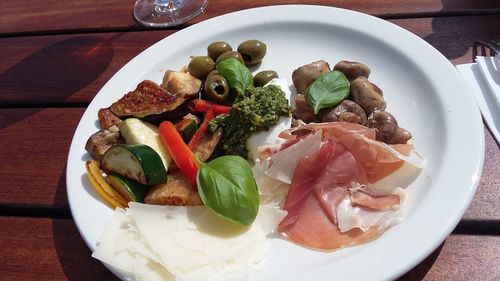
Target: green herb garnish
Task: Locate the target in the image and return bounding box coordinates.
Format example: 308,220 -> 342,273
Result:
216,58 -> 253,94
305,70 -> 350,114
197,155 -> 259,225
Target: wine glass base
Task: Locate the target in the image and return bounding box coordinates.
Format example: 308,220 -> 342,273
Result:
133,0 -> 209,28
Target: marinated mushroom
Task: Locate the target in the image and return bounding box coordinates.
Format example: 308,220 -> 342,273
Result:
350,76 -> 386,115
389,127 -> 412,144
85,125 -> 123,161
321,100 -> 367,125
366,110 -> 398,143
292,60 -> 331,95
333,60 -> 371,81
338,112 -> 363,124
293,94 -> 318,123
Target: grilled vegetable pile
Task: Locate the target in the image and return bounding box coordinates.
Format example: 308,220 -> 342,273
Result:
84,39 -> 290,226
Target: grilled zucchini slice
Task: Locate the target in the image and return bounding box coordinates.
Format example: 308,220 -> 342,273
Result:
101,144 -> 167,185
107,174 -> 150,203
119,118 -> 172,171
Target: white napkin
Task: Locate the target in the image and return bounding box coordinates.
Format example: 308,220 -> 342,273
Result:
456,56 -> 500,143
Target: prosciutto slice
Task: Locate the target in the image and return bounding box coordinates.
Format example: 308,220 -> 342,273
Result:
278,122 -> 424,184
261,122 -> 423,251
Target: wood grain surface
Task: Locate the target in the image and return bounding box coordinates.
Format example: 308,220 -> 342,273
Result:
1,0 -> 500,35
0,108 -> 497,222
0,217 -> 498,281
1,15 -> 498,220
2,16 -> 500,106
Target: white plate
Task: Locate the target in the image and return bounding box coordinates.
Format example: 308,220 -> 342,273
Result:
66,5 -> 484,281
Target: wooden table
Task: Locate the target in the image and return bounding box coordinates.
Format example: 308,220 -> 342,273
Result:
1,1 -> 499,280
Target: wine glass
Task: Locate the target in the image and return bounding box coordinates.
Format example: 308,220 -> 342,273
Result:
133,0 -> 209,28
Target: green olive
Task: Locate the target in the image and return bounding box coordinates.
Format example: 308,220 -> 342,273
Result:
215,51 -> 245,65
204,74 -> 230,103
253,70 -> 279,87
237,39 -> 267,66
188,56 -> 215,80
207,41 -> 233,61
206,69 -> 219,79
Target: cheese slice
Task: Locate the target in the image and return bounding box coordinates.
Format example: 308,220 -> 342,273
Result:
252,160 -> 290,205
92,203 -> 286,281
127,203 -> 286,281
92,208 -> 175,281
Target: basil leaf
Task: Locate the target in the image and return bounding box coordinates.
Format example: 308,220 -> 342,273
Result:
305,70 -> 350,114
197,155 -> 259,225
216,58 -> 253,94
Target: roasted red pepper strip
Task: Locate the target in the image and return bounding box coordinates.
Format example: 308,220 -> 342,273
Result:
159,121 -> 199,187
188,107 -> 215,151
190,99 -> 231,115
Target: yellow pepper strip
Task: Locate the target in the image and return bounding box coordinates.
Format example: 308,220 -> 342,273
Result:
85,160 -> 128,209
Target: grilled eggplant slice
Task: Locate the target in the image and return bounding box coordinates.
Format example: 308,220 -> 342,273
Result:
109,80 -> 187,121
194,128 -> 223,162
98,108 -> 122,129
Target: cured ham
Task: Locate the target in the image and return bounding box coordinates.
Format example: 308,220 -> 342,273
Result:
258,122 -> 424,251
351,190 -> 400,211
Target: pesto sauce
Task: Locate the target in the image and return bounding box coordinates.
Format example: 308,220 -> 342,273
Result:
209,85 -> 290,158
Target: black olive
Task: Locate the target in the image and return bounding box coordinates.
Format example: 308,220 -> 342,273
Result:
237,40 -> 267,66
204,74 -> 230,103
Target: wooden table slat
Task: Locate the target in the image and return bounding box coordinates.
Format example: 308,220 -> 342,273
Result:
0,217 -> 498,281
1,0 -> 500,35
0,108 -> 84,207
2,16 -> 500,106
0,217 -> 117,281
0,30 -> 176,106
0,108 -> 498,222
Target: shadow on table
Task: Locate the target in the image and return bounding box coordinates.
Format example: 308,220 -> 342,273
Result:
424,0 -> 500,64
0,35 -> 116,130
52,170 -> 119,280
396,243 -> 444,280
424,0 -> 470,62
52,219 -> 119,280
